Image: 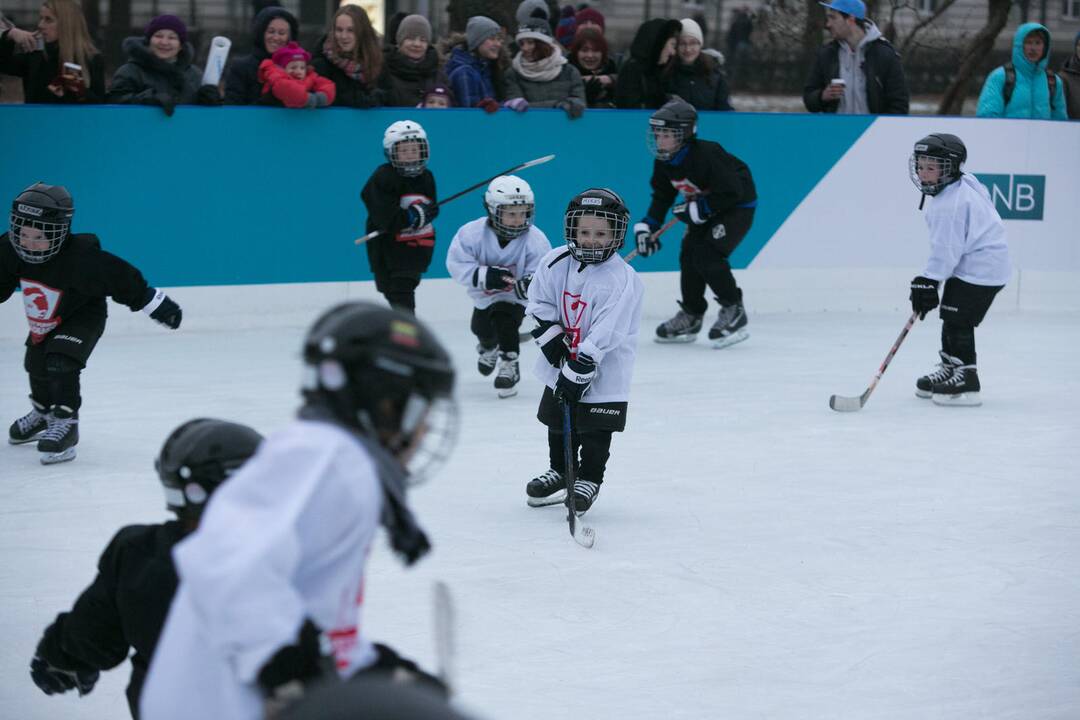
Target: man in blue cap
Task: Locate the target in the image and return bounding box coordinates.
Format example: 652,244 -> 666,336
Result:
803,0 -> 909,114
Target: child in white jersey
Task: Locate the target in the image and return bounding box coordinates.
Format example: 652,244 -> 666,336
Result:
908,133 -> 1010,406
523,188 -> 644,513
445,175 -> 551,398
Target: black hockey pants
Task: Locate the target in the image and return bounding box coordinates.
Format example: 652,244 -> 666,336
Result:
939,277 -> 1003,366
23,307 -> 106,412
471,302 -> 525,354
679,206 -> 755,314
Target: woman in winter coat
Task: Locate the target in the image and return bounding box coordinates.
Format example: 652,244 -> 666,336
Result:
311,4 -> 383,108
667,18 -> 732,111
444,16 -> 506,112
0,0 -> 103,103
614,17 -> 681,109
568,28 -> 616,108
976,22 -> 1067,119
223,5 -> 297,105
1057,30 -> 1080,119
503,19 -> 585,118
107,15 -> 222,116
378,14 -> 446,107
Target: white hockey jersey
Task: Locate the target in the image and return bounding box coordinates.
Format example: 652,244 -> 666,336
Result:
445,217 -> 552,308
140,420 -> 383,720
922,173 -> 1011,287
526,246 -> 644,404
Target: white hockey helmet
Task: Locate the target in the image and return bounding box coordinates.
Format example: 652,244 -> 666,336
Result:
484,175 -> 535,240
383,120 -> 430,177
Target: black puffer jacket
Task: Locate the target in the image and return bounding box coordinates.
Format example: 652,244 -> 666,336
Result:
378,46 -> 445,107
667,57 -> 733,111
107,37 -> 204,106
223,6 -> 298,105
803,36 -> 909,114
0,35 -> 104,103
614,18 -> 681,109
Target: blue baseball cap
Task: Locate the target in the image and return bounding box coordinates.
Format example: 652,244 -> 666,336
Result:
820,0 -> 866,19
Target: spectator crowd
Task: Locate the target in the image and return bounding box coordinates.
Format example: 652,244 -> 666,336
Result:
1,0 -> 1078,119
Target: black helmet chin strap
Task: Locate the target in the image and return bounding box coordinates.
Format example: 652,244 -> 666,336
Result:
919,193 -> 927,211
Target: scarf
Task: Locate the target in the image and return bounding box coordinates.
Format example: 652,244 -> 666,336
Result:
512,46 -> 567,82
384,46 -> 439,82
321,36 -> 366,84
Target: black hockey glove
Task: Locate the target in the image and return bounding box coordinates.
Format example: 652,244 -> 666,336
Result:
554,354 -> 596,404
532,320 -> 569,368
30,655 -> 99,697
513,274 -> 532,300
142,288 -> 182,329
196,84 -> 223,106
909,276 -> 940,320
406,202 -> 438,230
672,198 -> 712,225
476,265 -> 514,292
355,643 -> 449,698
257,619 -> 335,703
633,221 -> 660,257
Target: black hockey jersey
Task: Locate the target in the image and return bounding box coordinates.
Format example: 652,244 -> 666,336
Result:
0,233 -> 152,345
645,139 -> 757,242
35,521 -> 187,719
360,164 -> 438,273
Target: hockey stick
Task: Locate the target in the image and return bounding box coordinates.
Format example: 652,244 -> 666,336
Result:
432,580 -> 455,695
354,154 -> 556,246
561,400 -> 596,548
829,311 -> 918,412
622,217 -> 679,263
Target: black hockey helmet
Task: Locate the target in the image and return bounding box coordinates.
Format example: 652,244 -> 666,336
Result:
909,133 -> 966,197
156,418 -> 264,521
301,302 -> 458,484
564,187 -> 630,264
647,97 -> 698,160
9,182 -> 75,264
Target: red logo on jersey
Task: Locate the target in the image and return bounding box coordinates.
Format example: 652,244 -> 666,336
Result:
562,292 -> 587,356
670,177 -> 706,197
20,279 -> 63,344
396,193 -> 435,247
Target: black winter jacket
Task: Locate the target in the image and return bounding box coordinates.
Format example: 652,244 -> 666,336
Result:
803,37 -> 910,114
614,18 -> 681,109
667,58 -> 733,111
106,37 -> 204,106
310,36 -> 383,108
223,6 -> 299,105
378,46 -> 445,107
0,35 -> 104,103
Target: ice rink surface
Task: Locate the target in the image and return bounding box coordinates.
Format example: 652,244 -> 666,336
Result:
1,278 -> 1078,720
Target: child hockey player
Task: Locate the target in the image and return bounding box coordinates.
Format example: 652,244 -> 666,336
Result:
30,419 -> 263,719
524,188 -> 643,513
909,133 -> 1010,406
361,120 -> 438,314
633,97 -> 757,348
2,182 -> 183,464
445,175 -> 551,398
257,41 -> 336,108
141,302 -> 455,719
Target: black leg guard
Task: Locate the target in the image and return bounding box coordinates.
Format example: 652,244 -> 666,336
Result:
45,353 -> 83,412
470,307 -> 497,348
490,303 -> 526,354
577,430 -> 613,484
548,429 -> 579,474
942,321 -> 976,366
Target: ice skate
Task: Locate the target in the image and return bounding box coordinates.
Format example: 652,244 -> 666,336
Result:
569,478 -> 601,514
526,468 -> 566,507
708,302 -> 749,349
931,364 -> 981,406
916,351 -> 959,398
476,343 -> 498,377
37,406 -> 79,464
9,399 -> 48,445
494,351 -> 520,398
655,302 -> 703,343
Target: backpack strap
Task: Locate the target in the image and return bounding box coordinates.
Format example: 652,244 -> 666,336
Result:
1002,62 -> 1016,105
1047,69 -> 1057,110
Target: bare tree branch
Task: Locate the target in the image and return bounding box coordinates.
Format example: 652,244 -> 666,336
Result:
937,0 -> 1010,114
899,0 -> 962,54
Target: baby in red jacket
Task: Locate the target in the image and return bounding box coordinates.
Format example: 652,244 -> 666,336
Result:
258,42 -> 337,108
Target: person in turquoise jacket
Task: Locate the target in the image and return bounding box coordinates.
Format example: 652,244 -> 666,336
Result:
976,22 -> 1067,119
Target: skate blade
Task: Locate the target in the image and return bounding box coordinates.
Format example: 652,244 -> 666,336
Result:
654,334 -> 698,344
710,329 -> 749,349
40,447 -> 77,464
527,490 -> 566,507
496,386 -> 519,399
932,391 -> 981,407
915,389 -> 933,399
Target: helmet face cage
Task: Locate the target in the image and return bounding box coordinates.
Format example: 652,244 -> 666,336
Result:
487,201 -> 535,239
565,208 -> 627,264
646,121 -> 689,161
388,136 -> 430,177
399,395 -> 459,486
909,152 -> 956,196
9,212 -> 70,264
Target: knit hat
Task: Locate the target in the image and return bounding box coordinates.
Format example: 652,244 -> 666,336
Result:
396,14 -> 432,45
272,41 -> 311,67
466,16 -> 501,51
145,14 -> 188,44
517,18 -> 554,43
680,18 -> 703,44
555,6 -> 576,47
515,0 -> 549,26
422,83 -> 455,106
575,8 -> 605,33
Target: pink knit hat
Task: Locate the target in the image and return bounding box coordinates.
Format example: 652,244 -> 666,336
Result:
272,41 -> 311,68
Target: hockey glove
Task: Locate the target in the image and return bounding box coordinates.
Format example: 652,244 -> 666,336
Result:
476,266 -> 514,292
672,198 -> 712,225
633,221 -> 661,257
513,274 -> 532,300
554,353 -> 596,404
30,656 -> 99,697
257,619 -> 335,704
406,201 -> 438,230
355,643 -> 449,698
142,288 -> 182,329
909,276 -> 940,320
532,320 -> 569,368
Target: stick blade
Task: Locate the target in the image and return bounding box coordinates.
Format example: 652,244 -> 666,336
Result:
829,394 -> 865,412
521,153 -> 556,169
432,581 -> 455,692
572,522 -> 596,548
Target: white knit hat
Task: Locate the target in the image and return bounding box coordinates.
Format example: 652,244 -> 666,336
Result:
680,18 -> 704,44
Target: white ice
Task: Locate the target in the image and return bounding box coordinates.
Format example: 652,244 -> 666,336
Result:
2,276 -> 1078,720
